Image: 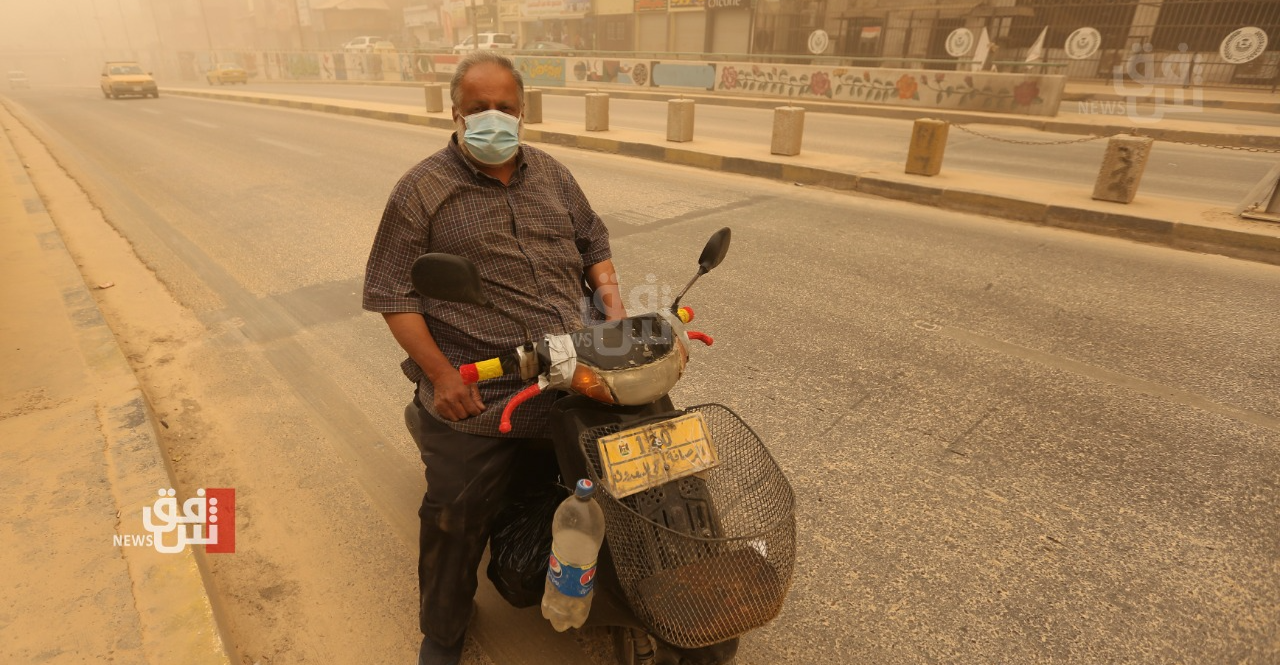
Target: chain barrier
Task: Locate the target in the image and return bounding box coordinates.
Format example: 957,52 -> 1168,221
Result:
952,122 -> 1280,153
950,123 -> 1109,146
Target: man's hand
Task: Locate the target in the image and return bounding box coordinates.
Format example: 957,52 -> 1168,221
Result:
432,372 -> 486,421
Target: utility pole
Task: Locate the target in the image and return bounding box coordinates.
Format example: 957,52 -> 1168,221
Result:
114,0 -> 136,58
90,0 -> 112,57
198,0 -> 216,53
291,0 -> 308,51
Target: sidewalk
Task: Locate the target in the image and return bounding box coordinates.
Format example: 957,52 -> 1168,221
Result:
0,113 -> 232,663
167,85 -> 1280,267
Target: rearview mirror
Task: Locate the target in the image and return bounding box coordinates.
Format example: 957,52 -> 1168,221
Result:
410,253 -> 490,306
698,227 -> 731,274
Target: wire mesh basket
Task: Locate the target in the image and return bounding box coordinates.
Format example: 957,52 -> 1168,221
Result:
578,403 -> 796,649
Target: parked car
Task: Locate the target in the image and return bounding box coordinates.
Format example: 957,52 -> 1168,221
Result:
453,32 -> 516,53
415,40 -> 453,52
206,63 -> 247,85
371,40 -> 397,53
522,41 -> 575,55
342,36 -> 385,52
100,61 -> 158,99
7,70 -> 29,89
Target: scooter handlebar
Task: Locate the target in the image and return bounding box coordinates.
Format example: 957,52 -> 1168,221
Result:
458,353 -> 521,385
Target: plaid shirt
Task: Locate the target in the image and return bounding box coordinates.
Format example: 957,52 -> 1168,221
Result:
363,137 -> 612,437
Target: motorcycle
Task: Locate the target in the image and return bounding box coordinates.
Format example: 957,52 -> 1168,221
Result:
410,228 -> 796,665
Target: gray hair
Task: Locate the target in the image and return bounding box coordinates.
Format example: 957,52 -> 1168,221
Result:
450,51 -> 524,111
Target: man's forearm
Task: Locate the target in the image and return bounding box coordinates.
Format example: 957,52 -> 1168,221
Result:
382,312 -> 455,383
586,259 -> 626,320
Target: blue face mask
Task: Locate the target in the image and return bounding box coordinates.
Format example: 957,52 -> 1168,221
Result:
460,109 -> 520,166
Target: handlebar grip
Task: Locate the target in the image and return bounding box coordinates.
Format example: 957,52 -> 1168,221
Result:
459,355 -> 516,385
499,384 -> 544,434
676,306 -> 695,324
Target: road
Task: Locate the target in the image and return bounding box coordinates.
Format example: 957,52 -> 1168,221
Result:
216,81 -> 1277,207
3,87 -> 1278,665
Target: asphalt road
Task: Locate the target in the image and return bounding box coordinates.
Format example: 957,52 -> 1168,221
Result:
5,87 -> 1278,664
222,81 -> 1277,206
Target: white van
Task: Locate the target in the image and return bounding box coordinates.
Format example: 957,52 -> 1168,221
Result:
453,33 -> 517,54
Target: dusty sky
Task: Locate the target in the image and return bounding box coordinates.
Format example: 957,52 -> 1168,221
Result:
0,0 -> 156,53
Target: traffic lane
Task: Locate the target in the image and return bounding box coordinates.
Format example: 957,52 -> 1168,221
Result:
643,192 -> 1279,663
14,86 -> 1279,663
239,82 -> 1271,205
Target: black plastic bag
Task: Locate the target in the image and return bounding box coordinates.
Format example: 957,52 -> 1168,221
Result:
487,482 -> 570,608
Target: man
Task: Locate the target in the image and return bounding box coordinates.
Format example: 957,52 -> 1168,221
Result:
362,51 -> 625,665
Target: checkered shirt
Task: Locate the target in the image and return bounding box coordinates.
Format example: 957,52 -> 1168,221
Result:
363,137 -> 612,437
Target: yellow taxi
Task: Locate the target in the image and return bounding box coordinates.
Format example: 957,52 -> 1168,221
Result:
100,61 -> 158,99
206,63 -> 248,85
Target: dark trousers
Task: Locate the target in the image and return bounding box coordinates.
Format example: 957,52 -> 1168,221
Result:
405,395 -> 557,647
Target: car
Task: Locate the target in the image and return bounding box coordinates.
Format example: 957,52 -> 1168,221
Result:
371,40 -> 398,53
415,40 -> 453,52
522,41 -> 575,55
342,36 -> 384,52
205,63 -> 247,85
453,32 -> 516,53
100,61 -> 158,99
7,70 -> 30,89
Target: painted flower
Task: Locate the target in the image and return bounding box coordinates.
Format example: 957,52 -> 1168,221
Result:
863,71 -> 871,81
1013,80 -> 1040,106
964,75 -> 974,87
833,68 -> 847,77
721,66 -> 739,89
752,65 -> 763,76
810,71 -> 832,97
935,72 -> 947,83
895,74 -> 918,100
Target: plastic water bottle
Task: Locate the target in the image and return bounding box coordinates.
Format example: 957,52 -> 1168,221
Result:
541,479 -> 605,631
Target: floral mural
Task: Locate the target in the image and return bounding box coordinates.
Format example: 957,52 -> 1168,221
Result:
715,62 -> 1056,115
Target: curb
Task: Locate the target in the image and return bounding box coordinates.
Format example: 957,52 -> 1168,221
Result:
0,104 -> 236,665
167,88 -> 1280,266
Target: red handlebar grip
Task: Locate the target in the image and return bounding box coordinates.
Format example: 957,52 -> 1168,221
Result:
459,364 -> 480,384
677,306 -> 695,324
499,384 -> 544,433
687,330 -> 713,346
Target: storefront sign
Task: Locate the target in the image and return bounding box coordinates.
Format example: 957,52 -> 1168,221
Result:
670,0 -> 704,7
636,0 -> 667,10
706,0 -> 749,9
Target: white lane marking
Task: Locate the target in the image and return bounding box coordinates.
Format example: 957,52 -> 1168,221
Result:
255,137 -> 322,157
184,118 -> 219,129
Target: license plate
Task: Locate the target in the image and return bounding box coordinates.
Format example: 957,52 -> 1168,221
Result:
596,412 -> 718,499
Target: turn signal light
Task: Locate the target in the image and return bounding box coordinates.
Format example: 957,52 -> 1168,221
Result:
571,365 -> 616,404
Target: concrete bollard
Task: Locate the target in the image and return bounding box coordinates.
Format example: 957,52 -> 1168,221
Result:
524,88 -> 543,124
423,84 -> 444,113
667,98 -> 695,142
905,118 -> 949,176
771,106 -> 804,156
1092,134 -> 1155,204
585,93 -> 609,132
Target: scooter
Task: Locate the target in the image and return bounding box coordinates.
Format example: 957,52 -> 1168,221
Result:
411,228 -> 796,664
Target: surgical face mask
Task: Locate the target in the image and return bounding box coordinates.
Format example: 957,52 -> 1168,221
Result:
458,109 -> 520,166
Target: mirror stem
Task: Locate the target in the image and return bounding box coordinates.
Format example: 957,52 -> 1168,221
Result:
669,268 -> 707,313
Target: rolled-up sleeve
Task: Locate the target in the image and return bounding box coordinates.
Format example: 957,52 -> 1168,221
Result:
562,169 -> 612,268
363,178 -> 431,314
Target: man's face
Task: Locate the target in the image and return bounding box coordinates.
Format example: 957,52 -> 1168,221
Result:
452,62 -> 522,126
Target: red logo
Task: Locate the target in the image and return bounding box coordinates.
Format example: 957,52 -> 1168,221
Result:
204,488 -> 236,554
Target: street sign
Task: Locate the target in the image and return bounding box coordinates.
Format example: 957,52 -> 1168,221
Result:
807,30 -> 829,55
945,28 -> 973,58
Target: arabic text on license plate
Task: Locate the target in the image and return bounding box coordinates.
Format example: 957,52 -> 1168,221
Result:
595,412 -> 718,499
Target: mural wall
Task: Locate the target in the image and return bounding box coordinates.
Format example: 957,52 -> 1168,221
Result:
186,51 -> 1066,116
